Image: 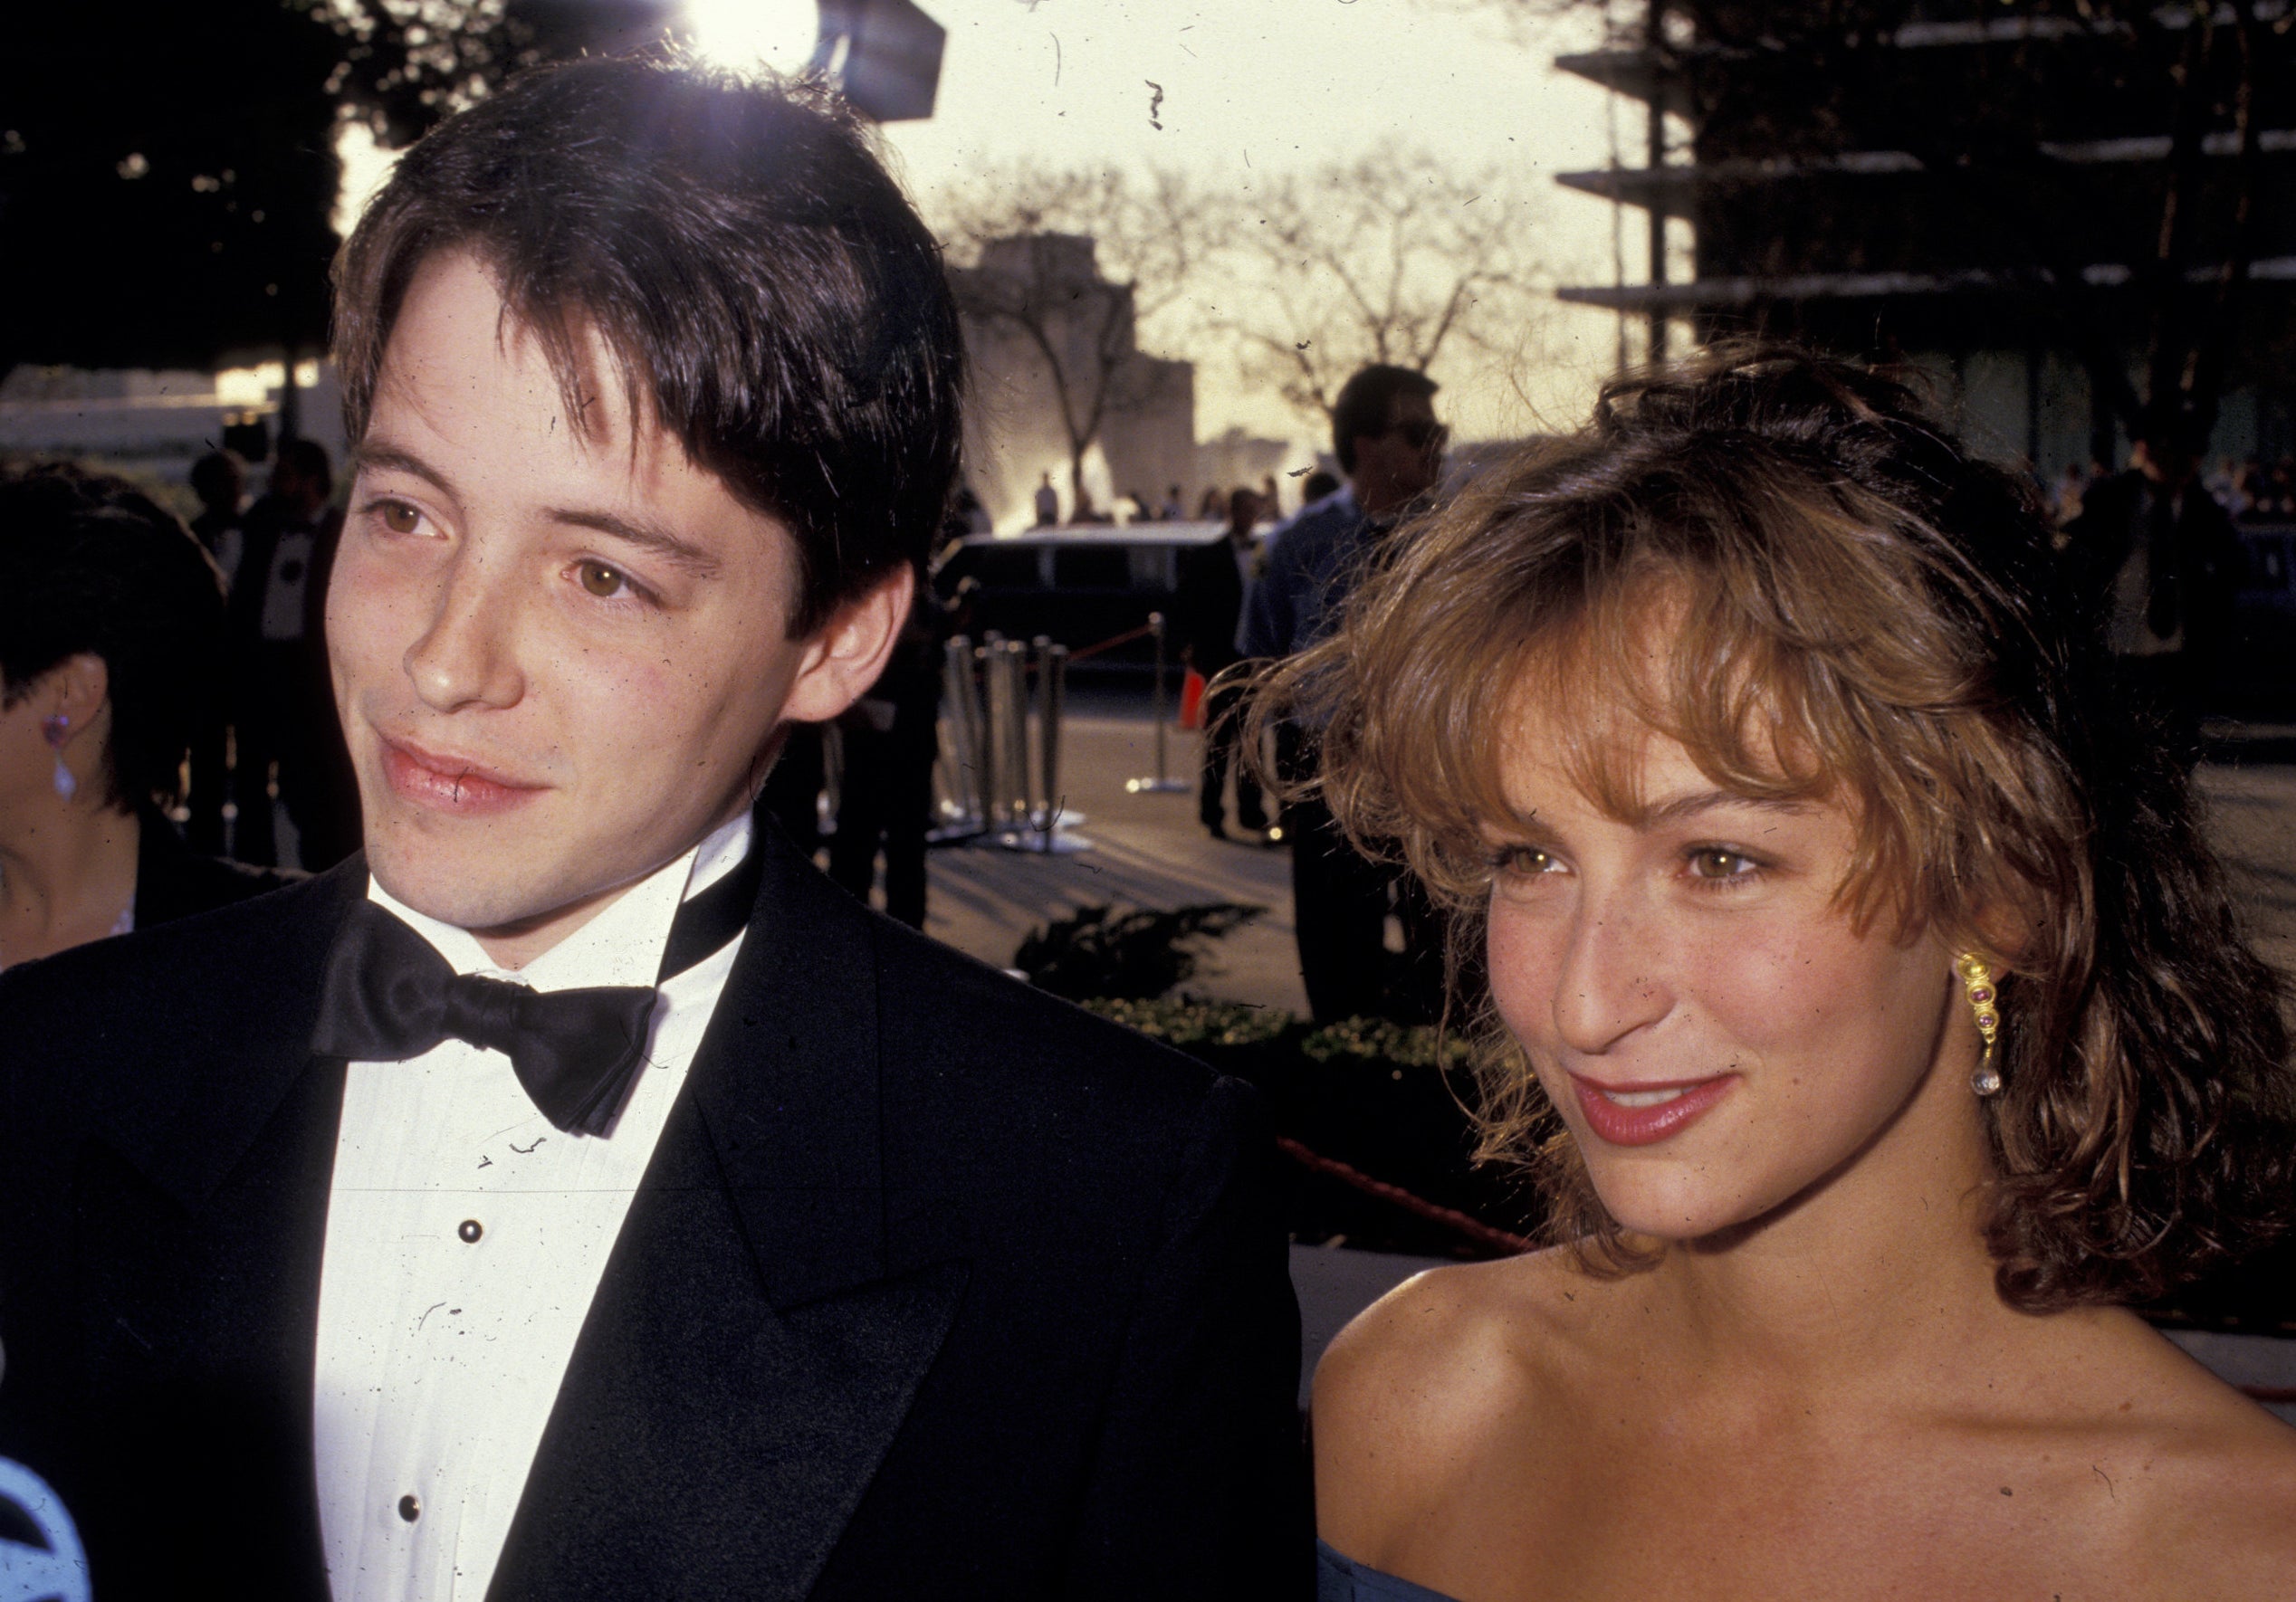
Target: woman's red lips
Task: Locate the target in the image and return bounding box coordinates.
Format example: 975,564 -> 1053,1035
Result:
1567,1072 -> 1738,1148
379,738 -> 545,816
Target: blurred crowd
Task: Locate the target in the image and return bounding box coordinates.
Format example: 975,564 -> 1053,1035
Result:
2058,451 -> 2296,525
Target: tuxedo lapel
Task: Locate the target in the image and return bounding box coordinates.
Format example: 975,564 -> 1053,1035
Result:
104,853 -> 366,1208
489,1096 -> 969,1601
492,825 -> 971,1599
71,858 -> 368,1594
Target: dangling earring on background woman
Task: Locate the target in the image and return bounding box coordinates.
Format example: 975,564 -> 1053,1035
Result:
42,713 -> 76,802
1955,952 -> 2002,1096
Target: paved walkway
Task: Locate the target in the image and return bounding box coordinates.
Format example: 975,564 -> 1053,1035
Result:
922,702 -> 1311,1016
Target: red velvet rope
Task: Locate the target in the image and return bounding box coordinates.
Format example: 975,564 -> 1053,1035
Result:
1277,1135 -> 1534,1255
1065,622 -> 1156,663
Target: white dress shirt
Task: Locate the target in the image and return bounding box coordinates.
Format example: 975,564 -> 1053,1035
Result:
313,814 -> 751,1602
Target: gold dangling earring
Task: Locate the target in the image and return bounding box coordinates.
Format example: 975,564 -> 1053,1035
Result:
1954,953 -> 2003,1096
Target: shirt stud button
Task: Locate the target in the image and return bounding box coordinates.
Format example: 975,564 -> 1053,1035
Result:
398,1493 -> 421,1522
457,1219 -> 483,1244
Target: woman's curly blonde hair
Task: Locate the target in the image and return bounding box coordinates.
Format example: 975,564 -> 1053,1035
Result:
1245,343 -> 2294,1311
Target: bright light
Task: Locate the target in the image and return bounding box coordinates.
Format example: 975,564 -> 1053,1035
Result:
685,0 -> 820,75
216,362 -> 322,407
333,117 -> 399,239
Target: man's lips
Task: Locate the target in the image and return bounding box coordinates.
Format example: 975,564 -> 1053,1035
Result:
1567,1072 -> 1738,1148
378,737 -> 547,815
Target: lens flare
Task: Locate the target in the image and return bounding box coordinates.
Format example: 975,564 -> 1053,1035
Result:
684,0 -> 819,74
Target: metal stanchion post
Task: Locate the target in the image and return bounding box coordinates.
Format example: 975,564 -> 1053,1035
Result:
1000,640 -> 1032,825
985,635 -> 1088,853
1038,641 -> 1067,842
982,633 -> 1019,821
932,634 -> 987,840
980,631 -> 1010,825
1126,610 -> 1190,794
1027,635 -> 1052,827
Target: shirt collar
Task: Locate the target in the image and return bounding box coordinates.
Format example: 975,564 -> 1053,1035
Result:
367,809 -> 754,992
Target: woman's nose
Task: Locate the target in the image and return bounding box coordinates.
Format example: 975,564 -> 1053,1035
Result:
1548,888 -> 1675,1055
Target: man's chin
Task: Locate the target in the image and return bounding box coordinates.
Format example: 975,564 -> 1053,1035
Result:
368,857 -> 550,935
360,825 -> 586,933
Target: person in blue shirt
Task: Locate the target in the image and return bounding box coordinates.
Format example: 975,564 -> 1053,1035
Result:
1240,365 -> 1446,1022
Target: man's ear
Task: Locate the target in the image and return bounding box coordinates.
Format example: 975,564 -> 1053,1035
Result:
780,564 -> 916,725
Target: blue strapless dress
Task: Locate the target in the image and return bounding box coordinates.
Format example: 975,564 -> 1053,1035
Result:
1316,1540 -> 1465,1602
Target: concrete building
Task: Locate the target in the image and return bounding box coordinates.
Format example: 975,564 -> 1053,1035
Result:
951,233 -> 1197,529
1554,4 -> 2296,479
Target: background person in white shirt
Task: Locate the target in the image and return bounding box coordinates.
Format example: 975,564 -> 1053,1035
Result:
0,54 -> 1306,1601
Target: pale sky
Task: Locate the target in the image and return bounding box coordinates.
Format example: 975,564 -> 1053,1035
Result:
876,0 -> 1624,444
340,0 -> 1632,448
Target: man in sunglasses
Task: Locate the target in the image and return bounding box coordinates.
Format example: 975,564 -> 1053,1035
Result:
1240,365 -> 1448,1024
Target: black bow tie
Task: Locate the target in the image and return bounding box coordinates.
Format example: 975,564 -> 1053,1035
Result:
311,841 -> 762,1135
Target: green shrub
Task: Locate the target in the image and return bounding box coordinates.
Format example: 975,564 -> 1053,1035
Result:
1014,902 -> 1265,1001
1081,996 -> 1294,1048
1299,1016 -> 1471,1071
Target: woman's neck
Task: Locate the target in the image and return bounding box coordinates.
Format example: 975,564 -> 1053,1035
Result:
0,791 -> 141,966
1648,1055 -> 2033,1397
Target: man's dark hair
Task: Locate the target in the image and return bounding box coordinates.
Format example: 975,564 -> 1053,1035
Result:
0,465 -> 225,809
189,450 -> 244,513
273,436 -> 333,498
1331,365 -> 1439,475
333,54 -> 964,635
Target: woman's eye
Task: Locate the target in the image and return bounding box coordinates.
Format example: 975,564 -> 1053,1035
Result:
1687,847 -> 1756,881
1496,844 -> 1562,877
576,560 -> 629,599
376,501 -> 422,535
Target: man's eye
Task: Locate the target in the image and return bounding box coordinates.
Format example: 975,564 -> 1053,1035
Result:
376,501 -> 422,535
1687,847 -> 1756,880
576,560 -> 629,598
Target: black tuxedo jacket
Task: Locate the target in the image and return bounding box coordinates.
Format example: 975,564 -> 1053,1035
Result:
130,806 -> 299,931
0,827 -> 1308,1598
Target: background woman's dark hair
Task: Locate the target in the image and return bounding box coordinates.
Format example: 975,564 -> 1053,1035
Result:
333,52 -> 964,638
0,464 -> 225,810
1255,341 -> 2295,1312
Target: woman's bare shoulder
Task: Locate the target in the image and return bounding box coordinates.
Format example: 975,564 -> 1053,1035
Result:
2128,1336 -> 2296,1578
1311,1247 -> 1625,1557
2124,1397 -> 2296,1587
2049,1313 -> 2296,1583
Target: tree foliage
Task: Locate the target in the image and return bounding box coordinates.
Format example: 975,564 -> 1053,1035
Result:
1,0 -> 344,373
0,0 -> 673,378
327,0 -> 681,149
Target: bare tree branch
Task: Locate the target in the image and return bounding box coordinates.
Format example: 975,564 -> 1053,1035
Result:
931,163 -> 1219,506
1210,152 -> 1550,425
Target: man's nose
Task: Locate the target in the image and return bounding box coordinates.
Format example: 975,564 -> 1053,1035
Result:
403,547 -> 525,714
1549,885 -> 1674,1055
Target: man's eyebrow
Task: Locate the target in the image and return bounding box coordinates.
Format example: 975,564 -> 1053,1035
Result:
1640,790 -> 1813,827
351,442 -> 456,498
545,507 -> 721,575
